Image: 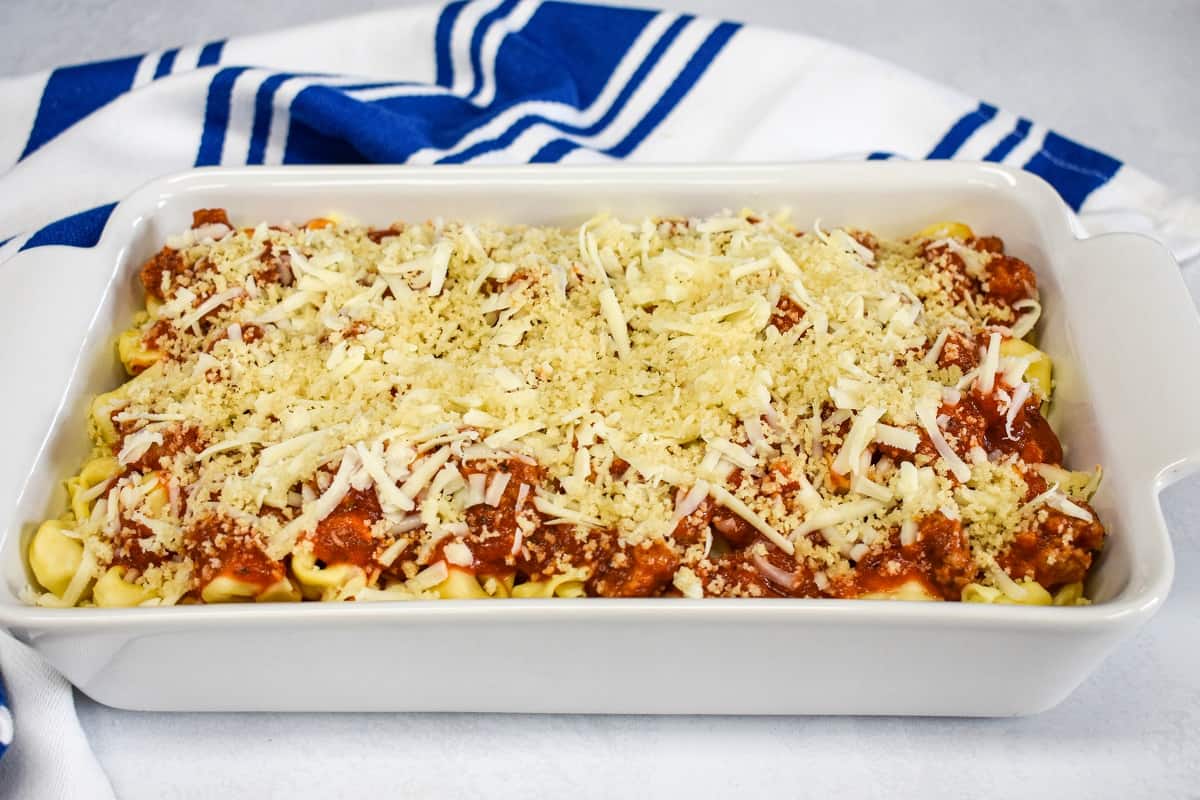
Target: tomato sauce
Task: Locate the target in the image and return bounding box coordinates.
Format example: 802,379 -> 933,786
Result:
109,516 -> 168,577
119,424 -> 204,473
462,458 -> 544,576
770,295 -> 806,333
257,241 -> 294,287
837,512 -> 974,600
307,487 -> 383,573
185,514 -> 286,594
588,537 -> 679,597
139,247 -> 186,302
998,505 -> 1104,590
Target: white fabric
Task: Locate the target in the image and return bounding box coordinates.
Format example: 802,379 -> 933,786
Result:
0,636 -> 114,800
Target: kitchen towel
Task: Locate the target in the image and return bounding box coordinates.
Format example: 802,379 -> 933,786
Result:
1,2 -> 1198,799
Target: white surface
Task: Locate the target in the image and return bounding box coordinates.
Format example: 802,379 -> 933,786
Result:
0,0 -> 1195,796
4,162 -> 1186,718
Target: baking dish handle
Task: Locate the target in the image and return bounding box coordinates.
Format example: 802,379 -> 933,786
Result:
0,245 -> 117,535
1065,234 -> 1200,488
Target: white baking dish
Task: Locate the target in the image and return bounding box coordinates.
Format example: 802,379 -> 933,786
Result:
1,162 -> 1197,715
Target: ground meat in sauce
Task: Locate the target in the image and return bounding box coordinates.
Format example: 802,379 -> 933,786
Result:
516,525 -> 616,582
109,517 -> 168,576
462,459 -> 544,574
143,318 -> 177,354
257,241 -> 294,287
204,322 -> 264,352
936,330 -> 981,373
588,538 -> 679,597
366,225 -> 405,243
971,390 -> 1064,466
192,208 -> 231,228
307,487 -> 383,572
118,424 -> 203,472
939,396 -> 988,459
849,512 -> 975,600
710,513 -> 759,548
998,505 -> 1105,589
770,295 -> 806,333
671,497 -> 714,547
849,230 -> 879,254
710,470 -> 767,547
983,255 -> 1037,306
921,242 -> 974,299
185,514 -> 285,593
139,247 -> 186,301
969,235 -> 1005,254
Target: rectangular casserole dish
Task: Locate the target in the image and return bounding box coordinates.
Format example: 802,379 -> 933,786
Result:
1,162 -> 1197,715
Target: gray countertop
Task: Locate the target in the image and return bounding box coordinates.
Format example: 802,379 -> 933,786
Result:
1,1 -> 1198,797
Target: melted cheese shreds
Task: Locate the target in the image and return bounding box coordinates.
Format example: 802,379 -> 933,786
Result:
705,438 -> 757,471
484,472 -> 511,507
923,328 -> 951,367
832,406 -> 884,476
533,493 -> 603,527
174,287 -> 245,330
117,428 -> 164,465
977,332 -> 1002,395
1010,299 -> 1042,339
399,446 -> 452,500
598,286 -> 632,359
793,499 -> 884,538
55,210 -> 1078,605
708,484 -> 793,555
916,400 -> 972,482
1021,483 -> 1094,522
875,424 -> 920,452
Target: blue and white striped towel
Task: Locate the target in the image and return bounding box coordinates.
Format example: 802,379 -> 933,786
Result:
0,2 -> 1198,797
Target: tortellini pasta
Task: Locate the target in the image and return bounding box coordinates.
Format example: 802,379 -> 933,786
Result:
510,568 -> 590,598
962,579 -> 1054,606
999,337 -> 1053,401
28,519 -> 84,597
916,221 -> 974,241
860,580 -> 938,602
66,457 -> 121,523
291,547 -> 367,601
117,322 -> 163,375
93,566 -> 156,607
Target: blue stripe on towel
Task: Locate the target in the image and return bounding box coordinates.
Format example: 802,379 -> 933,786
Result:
20,55 -> 142,159
604,20 -> 738,158
530,138 -> 580,162
0,677 -> 9,761
1023,130 -> 1121,210
246,72 -> 307,164
19,203 -> 116,251
436,11 -> 686,164
984,117 -> 1032,162
927,101 -> 998,159
282,2 -> 664,164
435,1 -> 467,87
467,0 -> 522,99
198,40 -> 226,67
195,67 -> 250,166
153,48 -> 179,79
866,151 -> 893,160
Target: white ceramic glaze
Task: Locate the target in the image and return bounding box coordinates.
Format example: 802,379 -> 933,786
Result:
1,163 -> 1197,715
